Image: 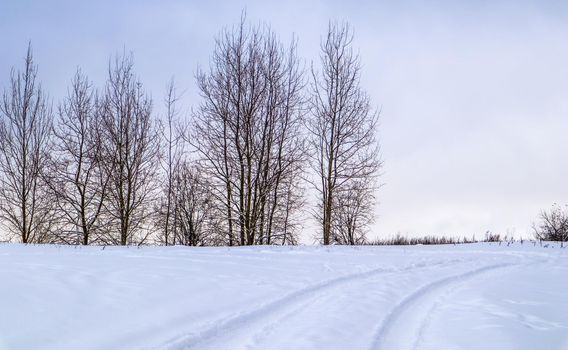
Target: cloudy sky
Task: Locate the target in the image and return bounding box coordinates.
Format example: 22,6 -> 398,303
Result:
1,0 -> 567,240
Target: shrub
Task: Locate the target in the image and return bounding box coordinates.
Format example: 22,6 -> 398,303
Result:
533,204 -> 568,244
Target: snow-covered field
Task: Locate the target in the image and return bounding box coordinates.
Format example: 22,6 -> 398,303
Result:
0,242 -> 567,350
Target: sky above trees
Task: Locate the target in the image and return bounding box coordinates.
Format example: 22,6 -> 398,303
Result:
1,0 -> 567,239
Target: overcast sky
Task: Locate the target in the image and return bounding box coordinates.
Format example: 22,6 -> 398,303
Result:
1,0 -> 568,240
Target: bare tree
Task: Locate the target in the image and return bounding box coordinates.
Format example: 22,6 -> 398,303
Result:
308,22 -> 381,245
332,179 -> 375,245
192,17 -> 306,245
98,53 -> 160,245
533,204 -> 568,247
0,44 -> 54,243
156,79 -> 184,245
170,161 -> 216,246
45,69 -> 108,245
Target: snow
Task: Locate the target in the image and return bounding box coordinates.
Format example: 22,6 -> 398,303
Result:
0,242 -> 567,350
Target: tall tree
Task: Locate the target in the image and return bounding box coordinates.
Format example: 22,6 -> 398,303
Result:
308,22 -> 381,245
46,69 -> 108,245
98,53 -> 159,245
0,44 -> 54,243
192,17 -> 306,245
156,79 -> 184,245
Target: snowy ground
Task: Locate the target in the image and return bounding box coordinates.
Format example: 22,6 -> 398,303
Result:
0,242 -> 567,350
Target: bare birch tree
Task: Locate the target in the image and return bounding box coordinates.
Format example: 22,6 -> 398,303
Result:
98,53 -> 160,245
192,17 -> 306,245
45,69 -> 108,245
0,44 -> 54,243
308,22 -> 381,245
156,79 -> 184,245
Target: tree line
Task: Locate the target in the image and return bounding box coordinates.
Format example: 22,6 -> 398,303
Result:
0,19 -> 381,246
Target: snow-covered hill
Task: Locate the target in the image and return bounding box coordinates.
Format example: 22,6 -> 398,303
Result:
0,242 -> 566,350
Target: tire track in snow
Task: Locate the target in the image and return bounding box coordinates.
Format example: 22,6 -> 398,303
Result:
240,291 -> 323,350
151,258 -> 468,350
369,262 -> 516,350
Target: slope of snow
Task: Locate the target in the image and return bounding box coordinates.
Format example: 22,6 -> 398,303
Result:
0,242 -> 566,350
